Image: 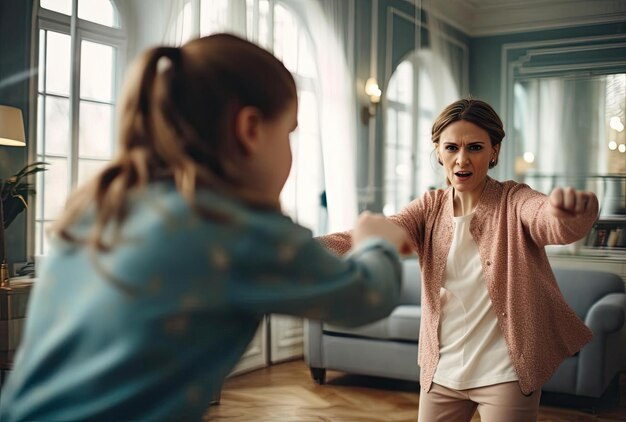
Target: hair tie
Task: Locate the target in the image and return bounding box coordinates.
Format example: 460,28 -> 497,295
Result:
157,47 -> 182,73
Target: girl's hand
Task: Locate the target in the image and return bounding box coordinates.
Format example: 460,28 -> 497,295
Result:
548,187 -> 597,218
353,211 -> 412,255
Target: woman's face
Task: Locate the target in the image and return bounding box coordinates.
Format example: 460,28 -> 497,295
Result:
436,120 -> 499,196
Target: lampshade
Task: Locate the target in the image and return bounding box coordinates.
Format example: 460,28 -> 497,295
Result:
0,105 -> 26,147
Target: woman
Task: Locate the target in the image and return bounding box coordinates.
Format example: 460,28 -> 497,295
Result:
320,98 -> 598,421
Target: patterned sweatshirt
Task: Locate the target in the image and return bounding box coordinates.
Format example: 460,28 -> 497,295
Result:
0,181 -> 403,422
319,177 -> 598,394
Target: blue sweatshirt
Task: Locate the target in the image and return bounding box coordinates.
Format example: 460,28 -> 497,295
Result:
0,181 -> 402,421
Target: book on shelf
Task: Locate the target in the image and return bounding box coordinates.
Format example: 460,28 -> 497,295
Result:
587,226 -> 626,249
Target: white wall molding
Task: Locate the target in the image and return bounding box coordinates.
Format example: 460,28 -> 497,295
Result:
406,0 -> 626,37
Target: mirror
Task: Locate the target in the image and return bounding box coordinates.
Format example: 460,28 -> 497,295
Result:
513,73 -> 625,177
512,73 -> 626,215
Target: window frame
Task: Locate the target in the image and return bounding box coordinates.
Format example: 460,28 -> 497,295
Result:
30,1 -> 127,257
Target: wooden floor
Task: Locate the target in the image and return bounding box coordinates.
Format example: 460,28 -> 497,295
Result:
204,359 -> 626,421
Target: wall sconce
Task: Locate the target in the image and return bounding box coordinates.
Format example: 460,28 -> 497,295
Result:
0,105 -> 27,288
361,77 -> 382,124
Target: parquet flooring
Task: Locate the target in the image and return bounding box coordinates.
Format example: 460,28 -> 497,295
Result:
204,359 -> 626,421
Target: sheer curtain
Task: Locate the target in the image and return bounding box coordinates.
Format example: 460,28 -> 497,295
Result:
422,3 -> 464,114
124,0 -> 358,234
283,0 -> 358,233
515,77 -> 606,192
124,0 -> 189,59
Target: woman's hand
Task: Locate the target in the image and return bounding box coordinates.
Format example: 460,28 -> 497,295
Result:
548,187 -> 598,218
353,211 -> 412,255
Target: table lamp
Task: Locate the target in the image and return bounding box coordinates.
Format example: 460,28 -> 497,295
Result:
0,105 -> 27,288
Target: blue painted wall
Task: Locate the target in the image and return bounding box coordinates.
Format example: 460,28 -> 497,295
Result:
0,0 -> 33,268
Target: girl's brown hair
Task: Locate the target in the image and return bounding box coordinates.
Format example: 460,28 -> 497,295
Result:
431,98 -> 505,168
53,33 -> 297,250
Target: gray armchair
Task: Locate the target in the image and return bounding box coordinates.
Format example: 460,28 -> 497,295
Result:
305,259 -> 422,384
305,259 -> 626,401
544,268 -> 626,398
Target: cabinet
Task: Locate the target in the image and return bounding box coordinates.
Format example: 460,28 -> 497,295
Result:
269,315 -> 303,364
230,317 -> 268,376
229,315 -> 303,376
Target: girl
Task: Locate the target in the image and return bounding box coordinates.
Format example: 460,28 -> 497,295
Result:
0,34 -> 409,421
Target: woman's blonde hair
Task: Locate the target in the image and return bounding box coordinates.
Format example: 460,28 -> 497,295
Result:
53,33 -> 297,251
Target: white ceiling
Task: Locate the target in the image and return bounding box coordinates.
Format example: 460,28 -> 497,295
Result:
422,0 -> 626,36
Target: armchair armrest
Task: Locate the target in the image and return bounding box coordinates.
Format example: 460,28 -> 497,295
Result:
577,293 -> 626,397
586,293 -> 626,334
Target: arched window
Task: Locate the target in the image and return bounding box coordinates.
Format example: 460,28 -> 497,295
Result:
384,50 -> 453,216
35,0 -> 126,254
199,0 -> 324,235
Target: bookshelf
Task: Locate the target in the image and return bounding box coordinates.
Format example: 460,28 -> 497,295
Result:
525,174 -> 626,284
586,217 -> 626,253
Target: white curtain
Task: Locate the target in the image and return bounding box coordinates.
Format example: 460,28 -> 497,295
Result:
422,1 -> 465,111
123,0 -> 189,59
515,77 -> 606,188
124,0 -> 358,233
284,0 -> 358,233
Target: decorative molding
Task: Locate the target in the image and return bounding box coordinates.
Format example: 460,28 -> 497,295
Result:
408,0 -> 626,37
385,6 -> 469,98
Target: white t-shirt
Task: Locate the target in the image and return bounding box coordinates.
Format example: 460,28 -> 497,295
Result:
433,212 -> 518,390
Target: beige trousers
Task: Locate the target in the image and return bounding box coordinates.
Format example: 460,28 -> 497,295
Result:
417,381 -> 541,422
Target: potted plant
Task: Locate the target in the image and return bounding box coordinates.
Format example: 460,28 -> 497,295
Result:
1,161 -> 48,229
0,161 -> 48,280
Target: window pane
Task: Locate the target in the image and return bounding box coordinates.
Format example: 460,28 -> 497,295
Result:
258,0 -> 270,49
246,0 -> 255,38
38,30 -> 45,93
42,157 -> 69,220
297,91 -> 318,136
273,4 -> 298,72
44,96 -> 70,156
37,95 -> 44,153
78,0 -> 116,27
297,30 -> 316,79
36,170 -> 45,220
45,31 -> 71,96
398,111 -> 412,147
78,159 -> 108,186
40,0 -> 71,16
200,0 -> 229,36
35,221 -> 54,257
79,101 -> 114,158
80,40 -> 114,102
35,222 -> 45,256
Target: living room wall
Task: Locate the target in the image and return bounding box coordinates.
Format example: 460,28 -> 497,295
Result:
0,0 -> 34,267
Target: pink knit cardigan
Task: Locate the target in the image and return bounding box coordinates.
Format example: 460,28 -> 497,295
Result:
319,177 -> 599,394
